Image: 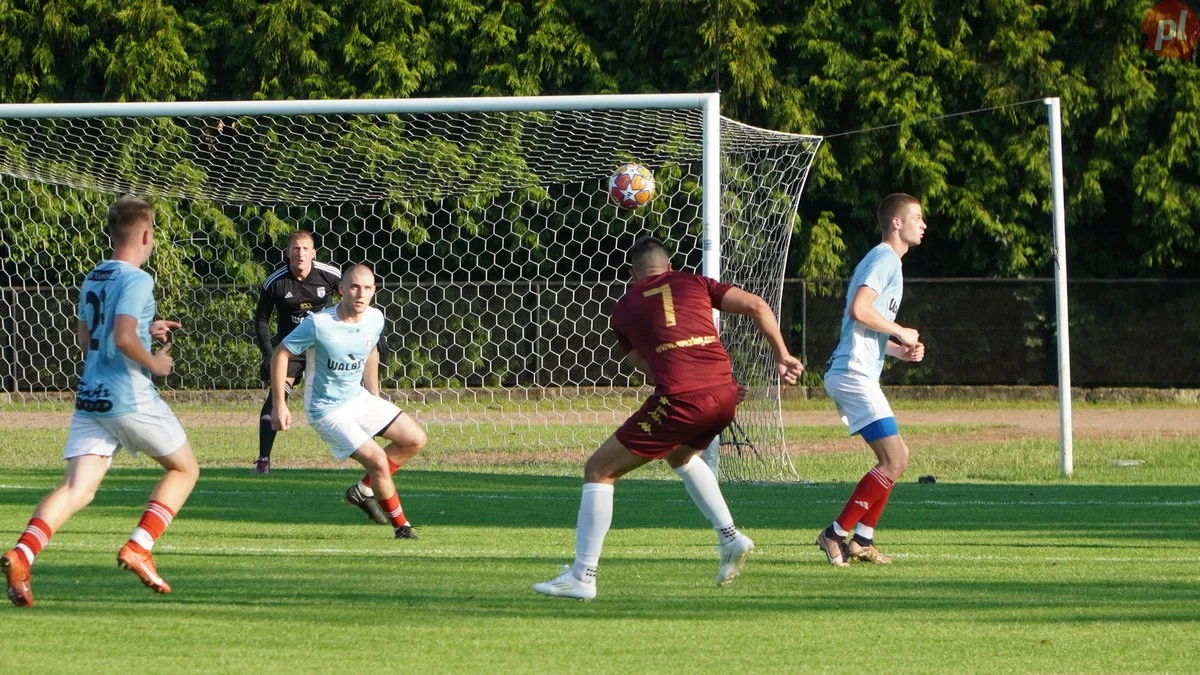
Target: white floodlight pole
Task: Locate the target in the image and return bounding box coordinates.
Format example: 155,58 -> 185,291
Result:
700,92 -> 723,477
1046,97 -> 1074,477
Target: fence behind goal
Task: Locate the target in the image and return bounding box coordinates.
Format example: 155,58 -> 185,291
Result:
790,279 -> 1200,387
0,95 -> 821,481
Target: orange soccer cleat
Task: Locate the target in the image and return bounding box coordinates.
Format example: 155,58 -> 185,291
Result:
117,542 -> 172,594
2,549 -> 33,608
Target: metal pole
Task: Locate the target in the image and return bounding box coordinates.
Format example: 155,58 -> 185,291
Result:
1046,97 -> 1073,477
0,93 -> 717,119
700,93 -> 722,477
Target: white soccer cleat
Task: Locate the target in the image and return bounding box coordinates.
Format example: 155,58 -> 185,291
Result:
716,533 -> 755,586
532,566 -> 596,601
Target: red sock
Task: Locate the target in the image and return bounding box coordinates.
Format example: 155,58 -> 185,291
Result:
15,518 -> 53,565
835,468 -> 895,532
131,500 -> 176,549
362,459 -> 401,489
378,493 -> 409,527
860,482 -> 894,529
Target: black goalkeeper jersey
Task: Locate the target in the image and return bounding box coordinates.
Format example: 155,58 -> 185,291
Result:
254,261 -> 342,357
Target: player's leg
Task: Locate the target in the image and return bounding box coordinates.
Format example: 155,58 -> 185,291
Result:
662,384 -> 753,585
344,397 -> 423,527
819,372 -> 905,565
115,404 -> 197,593
817,373 -> 897,567
3,453 -> 112,608
349,440 -> 416,539
844,431 -> 906,564
378,412 -> 427,469
255,361 -> 301,474
667,448 -> 755,585
533,434 -> 651,601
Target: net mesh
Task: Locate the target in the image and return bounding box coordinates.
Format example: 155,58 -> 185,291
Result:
0,101 -> 820,480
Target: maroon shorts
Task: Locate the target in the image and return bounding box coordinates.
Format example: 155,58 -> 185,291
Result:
615,382 -> 740,459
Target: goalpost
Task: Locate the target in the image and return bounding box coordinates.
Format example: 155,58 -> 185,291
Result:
0,93 -> 822,481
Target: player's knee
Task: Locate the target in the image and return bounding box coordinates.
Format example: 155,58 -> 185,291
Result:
359,447 -> 390,474
583,458 -> 618,484
407,426 -> 428,454
179,458 -> 201,484
66,485 -> 98,510
884,443 -> 909,477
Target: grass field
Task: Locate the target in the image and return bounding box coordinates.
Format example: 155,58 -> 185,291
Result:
1,403 -> 1198,672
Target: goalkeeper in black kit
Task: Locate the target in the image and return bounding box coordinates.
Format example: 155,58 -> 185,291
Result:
252,231 -> 341,475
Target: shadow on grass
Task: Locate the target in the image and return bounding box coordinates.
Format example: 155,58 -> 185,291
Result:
1,468 -> 1198,540
15,554 -> 1200,624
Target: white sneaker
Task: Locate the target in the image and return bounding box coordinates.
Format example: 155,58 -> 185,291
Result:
716,533 -> 755,586
532,566 -> 596,601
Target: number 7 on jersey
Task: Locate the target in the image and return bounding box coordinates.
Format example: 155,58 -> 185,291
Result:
643,284 -> 676,326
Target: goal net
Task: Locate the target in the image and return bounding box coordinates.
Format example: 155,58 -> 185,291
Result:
0,95 -> 820,481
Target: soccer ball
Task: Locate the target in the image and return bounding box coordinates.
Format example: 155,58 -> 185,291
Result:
609,163 -> 656,209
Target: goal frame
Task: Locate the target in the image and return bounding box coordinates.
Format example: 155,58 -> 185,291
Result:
0,92 -> 781,478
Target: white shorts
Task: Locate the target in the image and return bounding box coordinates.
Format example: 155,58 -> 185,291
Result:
824,371 -> 894,435
64,399 -> 188,459
309,390 -> 403,460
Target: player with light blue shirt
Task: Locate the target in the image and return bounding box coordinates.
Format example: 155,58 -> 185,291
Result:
826,242 -> 904,382
270,263 -> 427,539
3,197 -> 200,608
280,303 -> 385,419
816,194 -> 927,569
75,261 -> 160,415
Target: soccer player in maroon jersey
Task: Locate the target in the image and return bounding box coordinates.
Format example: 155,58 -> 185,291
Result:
533,236 -> 803,600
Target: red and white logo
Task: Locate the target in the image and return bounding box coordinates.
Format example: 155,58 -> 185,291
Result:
1143,0 -> 1199,59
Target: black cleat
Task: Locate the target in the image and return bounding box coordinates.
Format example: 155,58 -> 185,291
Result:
254,457 -> 271,475
394,525 -> 419,540
344,484 -> 389,525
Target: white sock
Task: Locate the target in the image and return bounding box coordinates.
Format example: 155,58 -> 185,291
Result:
571,483 -> 613,582
357,480 -> 374,498
674,455 -> 737,544
854,524 -> 875,541
831,521 -> 850,538
15,543 -> 34,565
130,527 -> 155,551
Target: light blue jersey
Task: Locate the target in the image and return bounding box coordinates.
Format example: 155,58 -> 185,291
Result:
826,243 -> 904,380
74,260 -> 160,416
282,306 -> 384,419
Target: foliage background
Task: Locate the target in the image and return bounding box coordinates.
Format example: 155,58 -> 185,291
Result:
0,0 -> 1196,280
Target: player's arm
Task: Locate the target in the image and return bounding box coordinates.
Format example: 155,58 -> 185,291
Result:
270,345 -> 294,430
254,287 -> 276,358
886,340 -> 925,362
849,286 -> 919,347
623,349 -> 655,386
113,315 -> 173,376
718,287 -> 803,385
77,320 -> 89,353
273,316 -> 315,430
363,346 -> 381,396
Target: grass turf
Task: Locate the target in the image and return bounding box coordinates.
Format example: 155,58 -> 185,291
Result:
0,414 -> 1197,672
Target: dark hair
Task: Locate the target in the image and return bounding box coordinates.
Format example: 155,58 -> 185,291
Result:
107,196 -> 155,246
876,193 -> 919,234
629,236 -> 669,269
